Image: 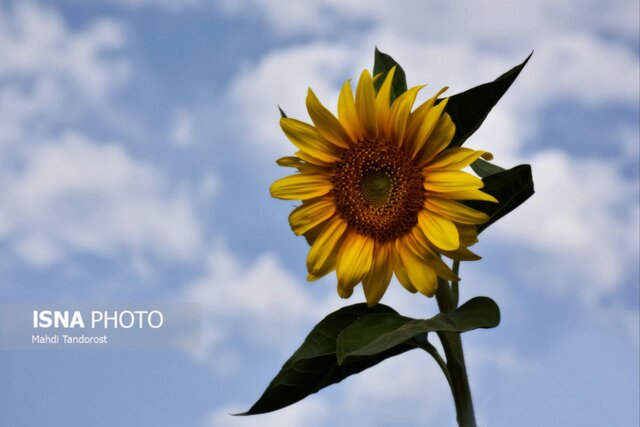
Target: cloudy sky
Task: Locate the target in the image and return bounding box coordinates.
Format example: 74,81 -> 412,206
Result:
0,0 -> 638,426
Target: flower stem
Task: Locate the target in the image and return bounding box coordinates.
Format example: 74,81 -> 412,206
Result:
436,277 -> 477,427
451,260 -> 460,308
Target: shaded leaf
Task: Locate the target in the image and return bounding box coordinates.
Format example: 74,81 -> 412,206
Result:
444,52 -> 532,148
470,158 -> 506,178
467,164 -> 534,233
241,303 -> 410,415
373,47 -> 408,102
337,297 -> 500,364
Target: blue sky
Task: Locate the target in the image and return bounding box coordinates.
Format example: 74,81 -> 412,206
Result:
0,1 -> 638,426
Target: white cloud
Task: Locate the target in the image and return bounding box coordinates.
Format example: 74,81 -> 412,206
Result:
228,43 -> 356,156
101,0 -> 206,11
467,344 -> 533,373
491,150 -> 638,301
617,125 -> 640,161
0,2 -> 129,148
0,3 -> 209,272
13,233 -> 61,267
183,243 -> 339,372
169,109 -> 195,147
0,132 -> 203,267
221,0 -> 638,43
337,351 -> 454,427
0,2 -> 128,98
198,174 -> 219,200
518,33 -> 639,107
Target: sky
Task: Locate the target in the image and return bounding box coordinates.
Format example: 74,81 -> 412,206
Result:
0,0 -> 638,426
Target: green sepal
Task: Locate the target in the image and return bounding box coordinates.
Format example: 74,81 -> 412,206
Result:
372,47 -> 408,102
336,297 -> 500,364
470,158 -> 506,178
444,52 -> 532,148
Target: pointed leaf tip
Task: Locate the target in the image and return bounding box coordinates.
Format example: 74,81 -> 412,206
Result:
242,303 -> 405,415
373,47 -> 408,103
443,53 -> 532,148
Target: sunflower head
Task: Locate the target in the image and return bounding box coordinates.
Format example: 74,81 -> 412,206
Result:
270,68 -> 497,306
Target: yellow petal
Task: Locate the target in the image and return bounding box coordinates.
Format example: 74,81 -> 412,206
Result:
306,216 -> 348,278
362,243 -> 393,306
302,220 -> 325,247
419,222 -> 481,261
390,246 -> 417,293
415,111 -> 455,166
406,87 -> 448,130
289,197 -> 336,235
276,156 -> 302,167
355,70 -> 378,139
306,88 -> 351,149
337,281 -> 354,298
440,246 -> 481,261
385,85 -> 424,146
294,150 -> 334,167
407,227 -> 458,281
337,79 -> 362,142
375,66 -> 396,125
276,156 -> 330,173
270,173 -> 333,200
404,87 -> 448,155
424,148 -> 493,171
280,118 -> 342,163
336,231 -> 374,298
396,239 -> 439,297
427,189 -> 498,203
417,209 -> 460,251
406,96 -> 448,158
423,170 -> 484,192
426,197 -> 490,224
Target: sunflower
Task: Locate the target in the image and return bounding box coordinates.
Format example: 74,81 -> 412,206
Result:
270,67 -> 497,306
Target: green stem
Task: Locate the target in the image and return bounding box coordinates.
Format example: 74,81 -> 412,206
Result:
451,260 -> 460,308
436,277 -> 477,427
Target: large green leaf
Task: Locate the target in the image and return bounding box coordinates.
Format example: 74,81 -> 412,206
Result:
467,164 -> 534,233
241,303 -> 411,415
372,47 -> 408,102
444,52 -> 532,148
336,297 -> 500,364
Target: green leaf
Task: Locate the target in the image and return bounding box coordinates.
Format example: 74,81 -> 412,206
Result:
241,303 -> 411,415
337,297 -> 500,364
373,47 -> 408,102
444,52 -> 532,148
466,164 -> 534,233
470,158 -> 506,178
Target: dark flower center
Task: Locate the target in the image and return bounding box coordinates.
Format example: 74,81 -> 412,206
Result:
332,139 -> 425,242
